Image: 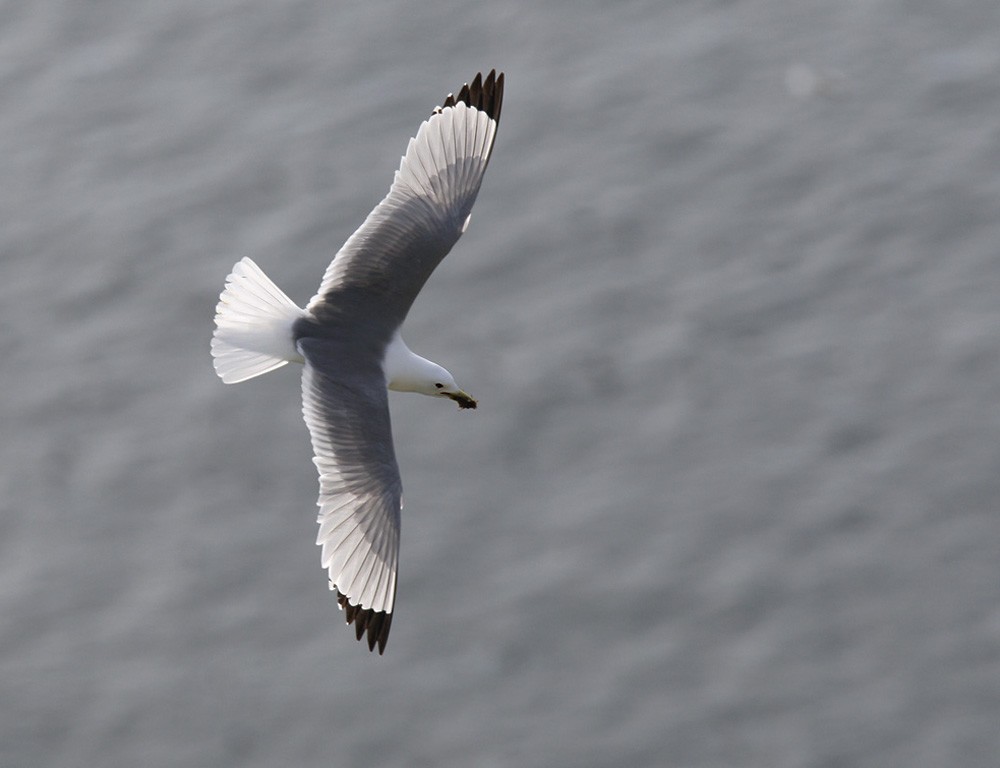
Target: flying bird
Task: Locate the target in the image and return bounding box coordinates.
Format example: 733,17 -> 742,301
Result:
211,71 -> 504,653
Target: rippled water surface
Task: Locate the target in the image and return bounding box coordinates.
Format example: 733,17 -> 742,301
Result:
2,2 -> 999,766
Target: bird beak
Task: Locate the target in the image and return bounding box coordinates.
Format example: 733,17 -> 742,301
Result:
447,390 -> 477,409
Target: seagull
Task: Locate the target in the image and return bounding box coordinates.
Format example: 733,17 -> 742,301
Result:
211,71 -> 504,654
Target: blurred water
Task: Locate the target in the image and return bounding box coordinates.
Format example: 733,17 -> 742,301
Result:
2,2 -> 999,766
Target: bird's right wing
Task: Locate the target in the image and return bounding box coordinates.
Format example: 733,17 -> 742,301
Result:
299,338 -> 402,654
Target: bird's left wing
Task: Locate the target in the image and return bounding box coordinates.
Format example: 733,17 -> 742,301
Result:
299,338 -> 402,654
306,70 -> 504,328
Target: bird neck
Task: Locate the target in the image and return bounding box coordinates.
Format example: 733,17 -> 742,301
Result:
384,332 -> 444,394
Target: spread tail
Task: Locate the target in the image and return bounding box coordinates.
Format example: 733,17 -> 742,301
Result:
211,257 -> 307,384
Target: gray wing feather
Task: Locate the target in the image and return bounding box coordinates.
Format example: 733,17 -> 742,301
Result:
306,71 -> 504,328
300,339 -> 400,654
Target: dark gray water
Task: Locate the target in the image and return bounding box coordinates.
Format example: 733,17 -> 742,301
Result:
3,2 -> 999,766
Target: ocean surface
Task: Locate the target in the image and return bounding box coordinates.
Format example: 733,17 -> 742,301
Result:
2,2 -> 999,766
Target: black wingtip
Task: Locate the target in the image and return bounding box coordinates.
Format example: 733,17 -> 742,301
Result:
436,70 -> 504,125
337,590 -> 392,654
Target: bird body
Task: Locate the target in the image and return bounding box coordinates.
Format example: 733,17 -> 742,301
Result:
211,71 -> 503,653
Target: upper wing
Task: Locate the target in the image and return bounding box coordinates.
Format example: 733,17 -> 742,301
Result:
300,338 -> 402,654
306,70 -> 504,328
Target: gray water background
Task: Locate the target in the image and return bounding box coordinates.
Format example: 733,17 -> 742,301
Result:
2,2 -> 999,766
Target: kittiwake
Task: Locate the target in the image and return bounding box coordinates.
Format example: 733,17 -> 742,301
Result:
211,70 -> 504,654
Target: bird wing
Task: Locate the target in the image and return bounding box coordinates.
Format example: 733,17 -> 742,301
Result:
299,338 -> 402,654
306,70 -> 504,329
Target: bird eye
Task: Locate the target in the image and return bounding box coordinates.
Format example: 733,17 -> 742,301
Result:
434,382 -> 444,389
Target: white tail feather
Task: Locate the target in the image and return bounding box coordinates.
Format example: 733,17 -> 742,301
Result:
211,257 -> 308,384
